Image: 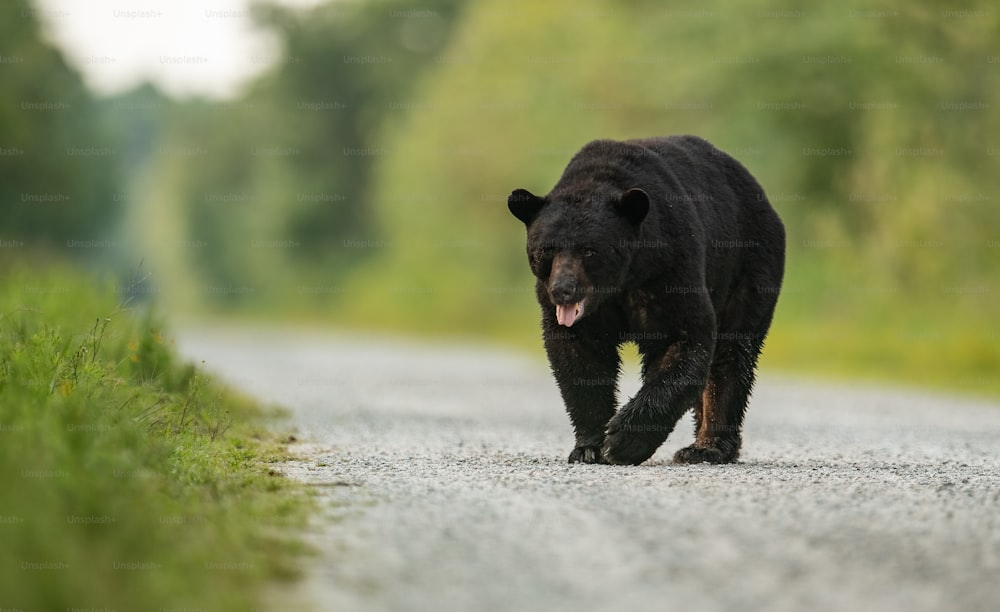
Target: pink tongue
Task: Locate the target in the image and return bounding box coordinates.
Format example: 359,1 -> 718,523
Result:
556,303 -> 581,327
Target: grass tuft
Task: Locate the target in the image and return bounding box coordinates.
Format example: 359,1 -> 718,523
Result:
0,264 -> 312,610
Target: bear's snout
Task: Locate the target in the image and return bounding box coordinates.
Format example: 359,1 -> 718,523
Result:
547,253 -> 589,304
547,253 -> 590,327
549,280 -> 579,304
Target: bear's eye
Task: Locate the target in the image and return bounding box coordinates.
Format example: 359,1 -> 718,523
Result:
531,247 -> 552,267
584,248 -> 597,258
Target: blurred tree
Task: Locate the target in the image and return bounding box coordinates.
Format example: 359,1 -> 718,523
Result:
0,0 -> 119,250
140,0 -> 465,310
248,0 -> 464,256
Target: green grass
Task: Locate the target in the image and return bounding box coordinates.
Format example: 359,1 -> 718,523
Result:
761,314 -> 1000,398
751,252 -> 1000,398
0,264 -> 312,610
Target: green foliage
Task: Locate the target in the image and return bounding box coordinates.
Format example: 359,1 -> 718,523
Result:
0,0 -> 120,248
0,265 -> 309,610
134,0 -> 466,312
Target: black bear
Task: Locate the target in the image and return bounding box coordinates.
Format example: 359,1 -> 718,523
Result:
508,135 -> 785,465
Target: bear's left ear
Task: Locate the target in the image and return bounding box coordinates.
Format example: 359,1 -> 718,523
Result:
615,188 -> 649,226
508,189 -> 545,225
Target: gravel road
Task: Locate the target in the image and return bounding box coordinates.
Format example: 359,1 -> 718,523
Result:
177,327 -> 1000,612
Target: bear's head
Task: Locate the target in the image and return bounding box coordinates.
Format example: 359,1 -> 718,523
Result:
508,187 -> 649,327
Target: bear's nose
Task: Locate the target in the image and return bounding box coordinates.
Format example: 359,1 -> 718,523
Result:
550,281 -> 578,304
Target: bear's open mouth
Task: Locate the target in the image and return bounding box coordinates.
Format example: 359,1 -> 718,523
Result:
555,301 -> 585,327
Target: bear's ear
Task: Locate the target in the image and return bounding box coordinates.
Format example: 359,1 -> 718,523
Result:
615,188 -> 649,226
508,189 -> 545,225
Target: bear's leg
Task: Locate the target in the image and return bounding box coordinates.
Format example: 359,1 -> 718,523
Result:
544,332 -> 620,464
674,271 -> 779,464
673,339 -> 759,464
602,341 -> 712,465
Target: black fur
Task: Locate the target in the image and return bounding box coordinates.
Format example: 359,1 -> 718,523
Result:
508,135 -> 785,465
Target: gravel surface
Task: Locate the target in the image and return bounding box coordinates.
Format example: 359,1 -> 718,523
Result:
177,327 -> 1000,612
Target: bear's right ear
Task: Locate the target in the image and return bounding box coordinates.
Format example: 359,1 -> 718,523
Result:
615,188 -> 649,226
508,189 -> 545,225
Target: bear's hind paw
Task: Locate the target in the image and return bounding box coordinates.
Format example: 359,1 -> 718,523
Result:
568,445 -> 607,464
673,444 -> 739,465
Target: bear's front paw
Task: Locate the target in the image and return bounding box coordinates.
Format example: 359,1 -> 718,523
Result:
601,424 -> 661,466
568,444 -> 607,464
673,443 -> 739,465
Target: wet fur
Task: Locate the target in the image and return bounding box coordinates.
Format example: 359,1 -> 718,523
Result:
509,135 -> 785,465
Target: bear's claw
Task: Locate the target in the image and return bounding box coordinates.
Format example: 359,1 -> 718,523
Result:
568,444 -> 607,464
673,444 -> 738,464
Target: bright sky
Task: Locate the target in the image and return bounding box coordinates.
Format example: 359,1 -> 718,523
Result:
34,0 -> 325,99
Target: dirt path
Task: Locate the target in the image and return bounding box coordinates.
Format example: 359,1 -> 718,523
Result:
178,327 -> 1000,612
